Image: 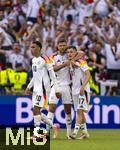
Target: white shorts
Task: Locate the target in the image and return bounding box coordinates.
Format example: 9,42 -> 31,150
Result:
32,92 -> 45,108
72,91 -> 90,112
49,85 -> 72,104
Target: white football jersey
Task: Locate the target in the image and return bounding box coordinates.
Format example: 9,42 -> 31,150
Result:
70,59 -> 90,95
28,56 -> 51,95
52,53 -> 71,86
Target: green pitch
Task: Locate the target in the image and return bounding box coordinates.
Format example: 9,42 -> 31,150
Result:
50,129 -> 120,150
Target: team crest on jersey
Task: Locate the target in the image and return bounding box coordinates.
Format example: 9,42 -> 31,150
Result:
57,59 -> 62,64
37,61 -> 41,65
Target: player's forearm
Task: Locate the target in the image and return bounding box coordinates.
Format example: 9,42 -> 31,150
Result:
27,77 -> 34,89
53,63 -> 66,72
82,70 -> 91,88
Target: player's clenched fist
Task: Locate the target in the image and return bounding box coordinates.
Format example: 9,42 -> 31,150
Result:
55,92 -> 62,98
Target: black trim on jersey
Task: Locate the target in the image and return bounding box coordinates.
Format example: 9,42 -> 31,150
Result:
80,79 -> 82,86
84,90 -> 88,100
47,70 -> 53,86
51,84 -> 54,88
42,79 -> 46,97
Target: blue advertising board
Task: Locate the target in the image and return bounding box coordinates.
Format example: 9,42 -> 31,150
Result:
0,96 -> 120,128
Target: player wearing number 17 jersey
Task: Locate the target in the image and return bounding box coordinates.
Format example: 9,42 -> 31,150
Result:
66,46 -> 91,139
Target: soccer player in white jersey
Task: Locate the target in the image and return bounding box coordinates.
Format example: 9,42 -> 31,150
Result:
25,41 -> 60,138
47,39 -> 72,139
47,39 -> 84,139
66,46 -> 91,139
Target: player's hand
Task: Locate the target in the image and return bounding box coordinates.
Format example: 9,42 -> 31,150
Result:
25,88 -> 31,95
64,60 -> 70,66
71,61 -> 77,68
80,86 -> 85,96
55,92 -> 61,98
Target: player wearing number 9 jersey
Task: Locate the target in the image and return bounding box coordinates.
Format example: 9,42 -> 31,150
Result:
66,46 -> 91,140
25,41 -> 60,138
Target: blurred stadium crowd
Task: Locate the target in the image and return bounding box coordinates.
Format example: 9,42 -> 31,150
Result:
0,0 -> 120,96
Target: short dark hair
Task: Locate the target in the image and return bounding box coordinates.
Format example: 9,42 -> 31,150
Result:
66,46 -> 77,51
57,38 -> 67,44
32,41 -> 42,49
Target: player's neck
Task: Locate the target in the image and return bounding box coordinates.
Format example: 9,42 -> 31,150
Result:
58,51 -> 65,55
35,53 -> 40,58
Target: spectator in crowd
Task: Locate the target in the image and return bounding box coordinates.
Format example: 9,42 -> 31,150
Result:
0,62 -> 14,95
93,0 -> 113,17
0,23 -> 13,50
0,42 -> 27,70
7,63 -> 28,95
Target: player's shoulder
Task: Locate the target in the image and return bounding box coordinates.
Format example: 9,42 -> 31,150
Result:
49,52 -> 58,62
32,57 -> 36,63
41,55 -> 51,64
41,52 -> 58,63
32,56 -> 44,62
76,59 -> 88,67
50,52 -> 58,58
41,55 -> 49,60
32,57 -> 40,61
